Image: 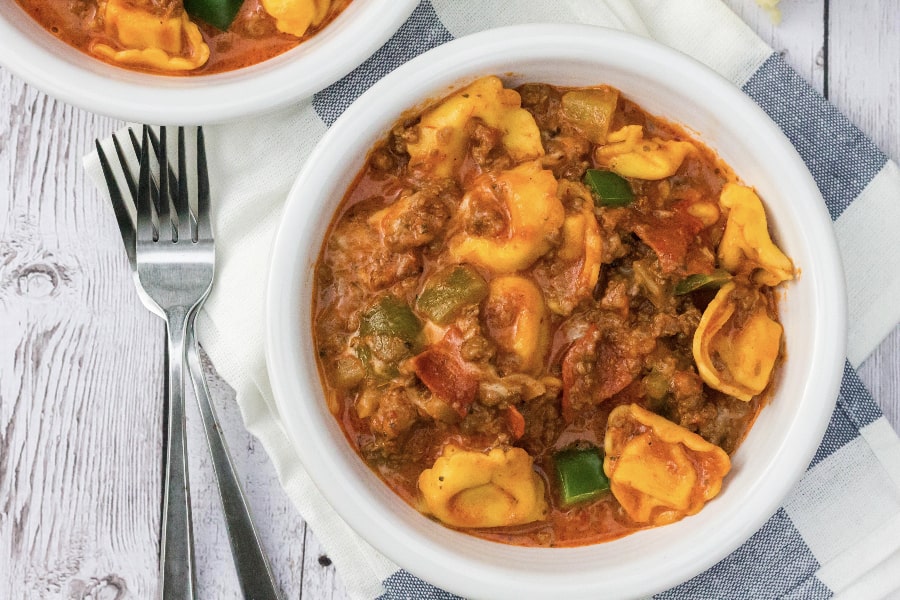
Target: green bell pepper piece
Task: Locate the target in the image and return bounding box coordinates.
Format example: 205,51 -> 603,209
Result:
584,169 -> 634,207
415,264 -> 489,325
360,294 -> 422,342
674,269 -> 732,295
184,0 -> 243,31
554,444 -> 610,507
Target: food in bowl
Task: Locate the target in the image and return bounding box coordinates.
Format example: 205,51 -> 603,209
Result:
15,0 -> 351,74
311,75 -> 795,545
312,75 -> 795,547
267,24 -> 845,598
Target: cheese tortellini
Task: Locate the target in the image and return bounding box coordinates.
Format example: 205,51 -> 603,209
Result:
418,445 -> 549,528
548,191 -> 603,315
718,183 -> 795,286
693,282 -> 784,401
595,125 -> 695,180
407,76 -> 545,179
483,275 -> 551,375
449,161 -> 565,274
92,0 -> 210,71
261,0 -> 332,37
604,404 -> 731,525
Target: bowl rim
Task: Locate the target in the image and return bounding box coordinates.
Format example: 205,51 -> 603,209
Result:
0,0 -> 418,124
265,23 -> 847,599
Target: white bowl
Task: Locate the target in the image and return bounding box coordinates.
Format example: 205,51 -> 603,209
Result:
0,0 -> 417,124
266,24 -> 847,599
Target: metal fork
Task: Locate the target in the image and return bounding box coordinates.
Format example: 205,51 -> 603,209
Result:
96,126 -> 280,600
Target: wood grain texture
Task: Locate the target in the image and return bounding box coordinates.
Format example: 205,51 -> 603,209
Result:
0,1 -> 897,599
1,76 -> 160,598
829,0 -> 900,162
0,74 -> 346,598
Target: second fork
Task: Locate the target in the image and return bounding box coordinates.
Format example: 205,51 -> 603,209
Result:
98,125 -> 280,600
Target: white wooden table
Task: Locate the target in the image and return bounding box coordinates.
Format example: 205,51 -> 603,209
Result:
2,1 -> 898,598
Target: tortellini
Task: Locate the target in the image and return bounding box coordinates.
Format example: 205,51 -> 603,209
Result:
418,445 -> 549,528
604,404 -> 731,525
693,282 -> 783,401
92,0 -> 210,71
546,191 -> 603,315
449,161 -> 565,274
261,0 -> 332,38
407,76 -> 545,179
483,275 -> 551,375
595,125 -> 695,180
718,183 -> 795,286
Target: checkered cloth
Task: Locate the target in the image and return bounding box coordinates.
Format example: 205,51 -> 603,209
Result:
85,1 -> 900,598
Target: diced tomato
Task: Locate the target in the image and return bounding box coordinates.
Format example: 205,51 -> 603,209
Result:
412,328 -> 479,417
507,405 -> 526,440
631,200 -> 705,273
561,325 -> 599,423
561,322 -> 652,423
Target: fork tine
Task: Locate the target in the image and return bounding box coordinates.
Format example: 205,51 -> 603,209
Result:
146,126 -> 182,235
157,127 -> 174,242
129,126 -> 171,227
195,127 -> 212,242
112,134 -> 138,203
175,127 -> 191,243
96,139 -> 136,268
137,126 -> 157,243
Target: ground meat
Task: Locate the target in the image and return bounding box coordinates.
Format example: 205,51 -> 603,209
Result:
367,248 -> 421,290
381,191 -> 450,251
369,388 -> 419,440
543,135 -> 592,180
519,395 -> 563,456
517,83 -> 562,134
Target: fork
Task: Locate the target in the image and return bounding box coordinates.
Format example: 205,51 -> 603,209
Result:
96,126 -> 280,600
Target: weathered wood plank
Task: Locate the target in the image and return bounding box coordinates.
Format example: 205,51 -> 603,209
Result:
1,72 -> 161,599
190,352 -> 316,599
829,0 -> 900,161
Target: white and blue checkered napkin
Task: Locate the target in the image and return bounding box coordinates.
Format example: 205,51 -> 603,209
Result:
86,0 -> 900,597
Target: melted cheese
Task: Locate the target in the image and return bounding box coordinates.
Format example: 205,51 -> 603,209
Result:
418,445 -> 548,528
261,0 -> 332,37
595,125 -> 695,180
92,0 -> 209,71
407,76 -> 544,179
718,183 -> 794,286
450,161 -> 565,273
604,404 -> 731,525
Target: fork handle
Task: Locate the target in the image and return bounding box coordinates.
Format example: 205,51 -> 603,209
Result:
160,309 -> 197,600
187,316 -> 282,600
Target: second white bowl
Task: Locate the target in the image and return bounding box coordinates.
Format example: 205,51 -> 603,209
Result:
0,0 -> 418,124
